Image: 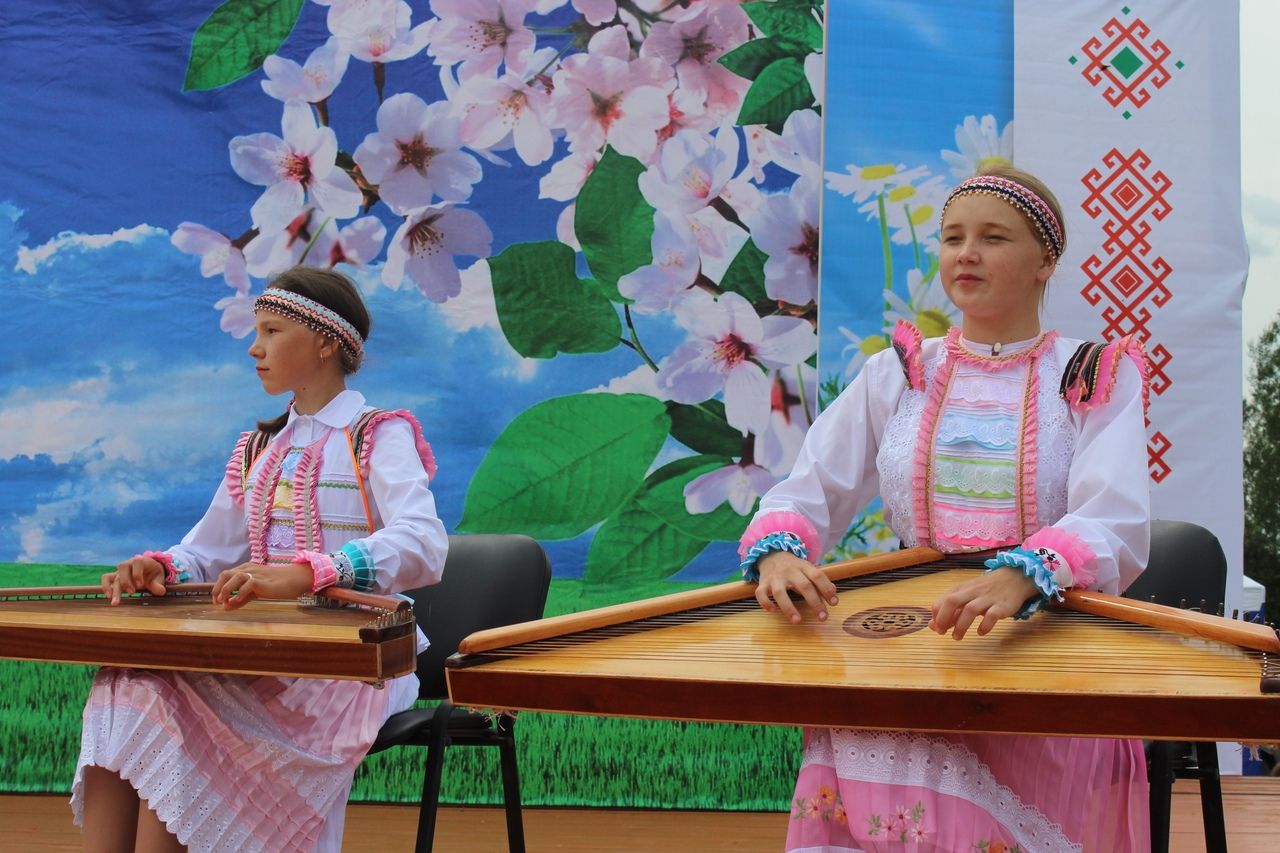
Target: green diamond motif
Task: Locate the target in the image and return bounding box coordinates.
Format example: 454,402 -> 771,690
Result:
1069,55 -> 1078,65
1122,5 -> 1130,14
1110,46 -> 1143,79
1175,60 -> 1184,69
1122,110 -> 1133,119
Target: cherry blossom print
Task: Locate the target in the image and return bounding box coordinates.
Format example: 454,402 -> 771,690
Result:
260,38 -> 349,104
354,92 -> 483,213
755,363 -> 815,475
228,100 -> 363,235
214,291 -> 256,338
655,291 -> 815,432
640,5 -> 750,119
429,0 -> 536,81
550,27 -> 672,160
744,174 -> 821,305
764,109 -> 820,178
617,213 -> 700,314
684,460 -> 778,516
539,151 -> 598,201
333,0 -> 432,65
382,203 -> 494,302
171,223 -> 249,292
638,127 -> 738,215
457,65 -> 555,166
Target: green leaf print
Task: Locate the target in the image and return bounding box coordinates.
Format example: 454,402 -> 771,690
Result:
488,241 -> 621,358
575,147 -> 655,300
737,57 -> 815,133
458,394 -> 670,539
183,0 -> 305,91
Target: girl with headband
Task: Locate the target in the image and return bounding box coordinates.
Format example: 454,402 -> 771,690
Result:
74,266 -> 447,852
742,165 -> 1151,851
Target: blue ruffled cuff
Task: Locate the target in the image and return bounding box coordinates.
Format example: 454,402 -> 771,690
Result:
739,532 -> 809,583
984,546 -> 1063,619
332,541 -> 376,592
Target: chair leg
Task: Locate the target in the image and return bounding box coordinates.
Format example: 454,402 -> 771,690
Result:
414,715 -> 452,853
1194,742 -> 1228,853
497,725 -> 527,853
1147,741 -> 1174,853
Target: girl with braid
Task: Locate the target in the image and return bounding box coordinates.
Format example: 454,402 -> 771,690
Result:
75,266 -> 447,852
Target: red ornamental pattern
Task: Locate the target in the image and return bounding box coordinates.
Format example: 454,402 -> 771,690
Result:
1079,147 -> 1172,483
1078,15 -> 1174,113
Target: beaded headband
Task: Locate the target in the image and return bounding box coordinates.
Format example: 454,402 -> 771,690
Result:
940,175 -> 1065,260
253,288 -> 365,360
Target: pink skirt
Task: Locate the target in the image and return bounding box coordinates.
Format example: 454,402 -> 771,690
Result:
71,667 -> 418,853
785,728 -> 1149,853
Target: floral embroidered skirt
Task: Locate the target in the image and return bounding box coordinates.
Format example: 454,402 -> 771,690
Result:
785,728 -> 1149,853
71,667 -> 418,853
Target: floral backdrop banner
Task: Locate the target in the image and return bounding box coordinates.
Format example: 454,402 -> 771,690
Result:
0,0 -> 826,804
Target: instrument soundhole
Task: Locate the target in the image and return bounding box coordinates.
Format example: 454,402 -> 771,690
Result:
843,606 -> 932,639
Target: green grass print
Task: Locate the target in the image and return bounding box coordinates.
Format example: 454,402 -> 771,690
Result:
0,565 -> 798,809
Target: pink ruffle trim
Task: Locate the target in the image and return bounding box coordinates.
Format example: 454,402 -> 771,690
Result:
294,549 -> 337,593
360,410 -> 438,480
292,438 -> 326,552
246,440 -> 288,565
892,320 -> 926,391
224,431 -> 254,508
140,551 -> 182,585
912,346 -> 954,548
1019,348 -> 1042,540
1025,526 -> 1097,589
737,511 -> 821,561
1066,335 -> 1150,418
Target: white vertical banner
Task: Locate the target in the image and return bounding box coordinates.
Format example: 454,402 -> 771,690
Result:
1014,2 -> 1246,623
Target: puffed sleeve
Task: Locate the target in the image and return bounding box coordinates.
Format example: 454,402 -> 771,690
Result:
324,417 -> 449,595
1021,353 -> 1150,595
741,348 -> 908,566
164,479 -> 252,582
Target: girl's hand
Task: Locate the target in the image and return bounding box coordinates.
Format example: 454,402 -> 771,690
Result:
212,562 -> 313,611
101,556 -> 167,605
929,567 -> 1039,640
754,551 -> 839,624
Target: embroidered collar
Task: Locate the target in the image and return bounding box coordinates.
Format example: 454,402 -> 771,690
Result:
286,389 -> 366,431
946,327 -> 1058,369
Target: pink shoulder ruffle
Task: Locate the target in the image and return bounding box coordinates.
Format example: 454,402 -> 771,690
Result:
360,409 -> 438,480
225,431 -> 254,508
1065,335 -> 1150,418
891,320 -> 926,391
737,510 -> 821,561
1025,526 -> 1098,589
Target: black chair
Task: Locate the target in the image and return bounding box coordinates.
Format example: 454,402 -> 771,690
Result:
1124,519 -> 1229,853
366,534 -> 552,853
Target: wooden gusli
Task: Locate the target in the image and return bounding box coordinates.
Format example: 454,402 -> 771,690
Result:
446,548 -> 1280,741
0,583 -> 416,684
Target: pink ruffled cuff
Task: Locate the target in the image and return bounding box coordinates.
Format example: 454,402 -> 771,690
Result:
140,551 -> 183,585
738,510 -> 821,561
294,549 -> 338,593
1024,527 -> 1097,589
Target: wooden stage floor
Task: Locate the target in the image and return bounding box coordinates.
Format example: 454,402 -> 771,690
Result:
4,777 -> 1277,851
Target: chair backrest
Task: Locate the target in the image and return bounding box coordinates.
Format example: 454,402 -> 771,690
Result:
1124,519 -> 1228,613
402,534 -> 552,700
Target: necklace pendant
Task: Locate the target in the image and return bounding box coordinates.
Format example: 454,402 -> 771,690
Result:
992,341 -> 1002,356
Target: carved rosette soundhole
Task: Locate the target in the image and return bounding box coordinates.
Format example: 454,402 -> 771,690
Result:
842,606 -> 933,639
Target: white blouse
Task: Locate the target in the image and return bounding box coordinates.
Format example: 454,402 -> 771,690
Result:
755,333 -> 1150,593
166,388 -> 448,599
